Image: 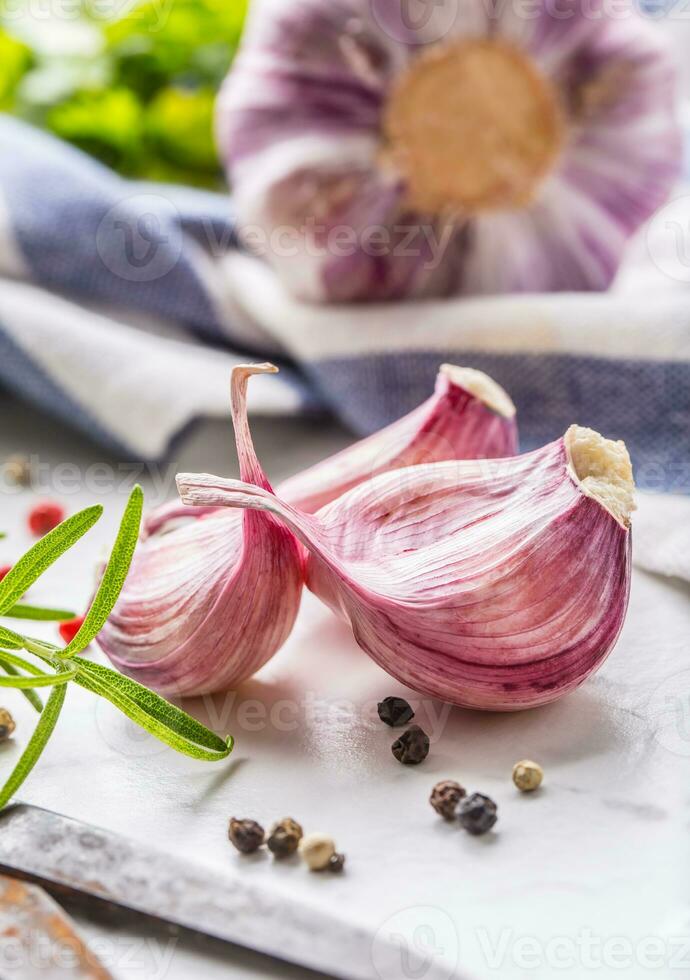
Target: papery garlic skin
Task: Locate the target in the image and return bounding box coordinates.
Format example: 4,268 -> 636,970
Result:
218,0 -> 680,302
277,364 -> 517,512
97,365 -> 304,697
179,425 -> 634,711
142,363 -> 517,533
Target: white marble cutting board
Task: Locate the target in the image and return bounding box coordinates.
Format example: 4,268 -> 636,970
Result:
0,394 -> 688,980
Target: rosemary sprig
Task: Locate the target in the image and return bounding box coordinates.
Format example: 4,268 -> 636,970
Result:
0,486 -> 233,807
3,604 -> 77,622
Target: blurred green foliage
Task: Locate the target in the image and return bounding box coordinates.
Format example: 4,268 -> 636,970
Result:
0,0 -> 248,186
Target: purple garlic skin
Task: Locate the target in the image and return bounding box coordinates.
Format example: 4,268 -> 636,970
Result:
99,364 -> 516,696
277,364 -> 518,512
140,364 -> 516,536
97,365 -> 304,697
218,0 -> 681,302
178,426 -> 634,711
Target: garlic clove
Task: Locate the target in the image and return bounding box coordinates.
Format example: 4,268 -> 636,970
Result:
278,364 -> 517,513
97,364 -> 304,697
143,364 -> 516,535
100,363 -> 516,695
178,424 -> 634,711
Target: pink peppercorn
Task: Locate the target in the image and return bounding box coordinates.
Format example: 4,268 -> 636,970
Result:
59,615 -> 86,645
28,502 -> 65,537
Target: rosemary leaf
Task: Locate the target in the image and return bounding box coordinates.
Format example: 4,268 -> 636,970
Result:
0,649 -> 75,687
4,604 -> 77,622
74,659 -> 232,761
0,486 -> 234,808
17,636 -> 60,659
62,486 -> 143,658
0,627 -> 59,659
0,627 -> 23,649
0,684 -> 67,809
0,506 -> 102,614
0,660 -> 43,712
0,664 -> 75,691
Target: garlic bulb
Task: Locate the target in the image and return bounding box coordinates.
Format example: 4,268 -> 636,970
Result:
178,426 -> 634,711
100,363 -> 515,695
218,0 -> 680,302
98,364 -> 304,697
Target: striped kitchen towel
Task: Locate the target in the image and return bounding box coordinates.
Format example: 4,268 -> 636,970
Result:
0,113 -> 689,493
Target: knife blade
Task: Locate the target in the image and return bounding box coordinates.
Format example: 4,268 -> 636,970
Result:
0,873 -> 114,980
0,804 -> 459,980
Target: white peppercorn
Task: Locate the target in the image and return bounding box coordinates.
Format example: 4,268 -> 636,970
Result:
299,833 -> 336,871
512,759 -> 543,792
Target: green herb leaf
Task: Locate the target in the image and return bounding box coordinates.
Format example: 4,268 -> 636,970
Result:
0,683 -> 67,810
0,626 -> 58,658
4,604 -> 77,622
74,658 -> 232,761
0,506 -> 102,614
0,648 -> 70,679
62,486 -> 142,657
0,659 -> 43,712
0,484 -> 234,808
0,627 -> 23,650
0,665 -> 75,688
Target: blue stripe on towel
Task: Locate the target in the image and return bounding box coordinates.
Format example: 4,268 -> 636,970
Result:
308,353 -> 690,493
0,113 -> 688,489
0,116 -> 228,344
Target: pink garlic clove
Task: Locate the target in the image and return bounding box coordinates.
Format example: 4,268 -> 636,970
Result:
97,364 -> 304,697
277,364 -> 517,513
178,426 -> 634,711
99,363 -> 516,696
146,363 -> 517,535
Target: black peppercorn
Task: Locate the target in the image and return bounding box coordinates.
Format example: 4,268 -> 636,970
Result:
328,853 -> 346,873
228,818 -> 265,854
266,818 -> 303,858
378,696 -> 415,727
430,780 -> 466,820
391,725 -> 429,764
458,793 -> 498,835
